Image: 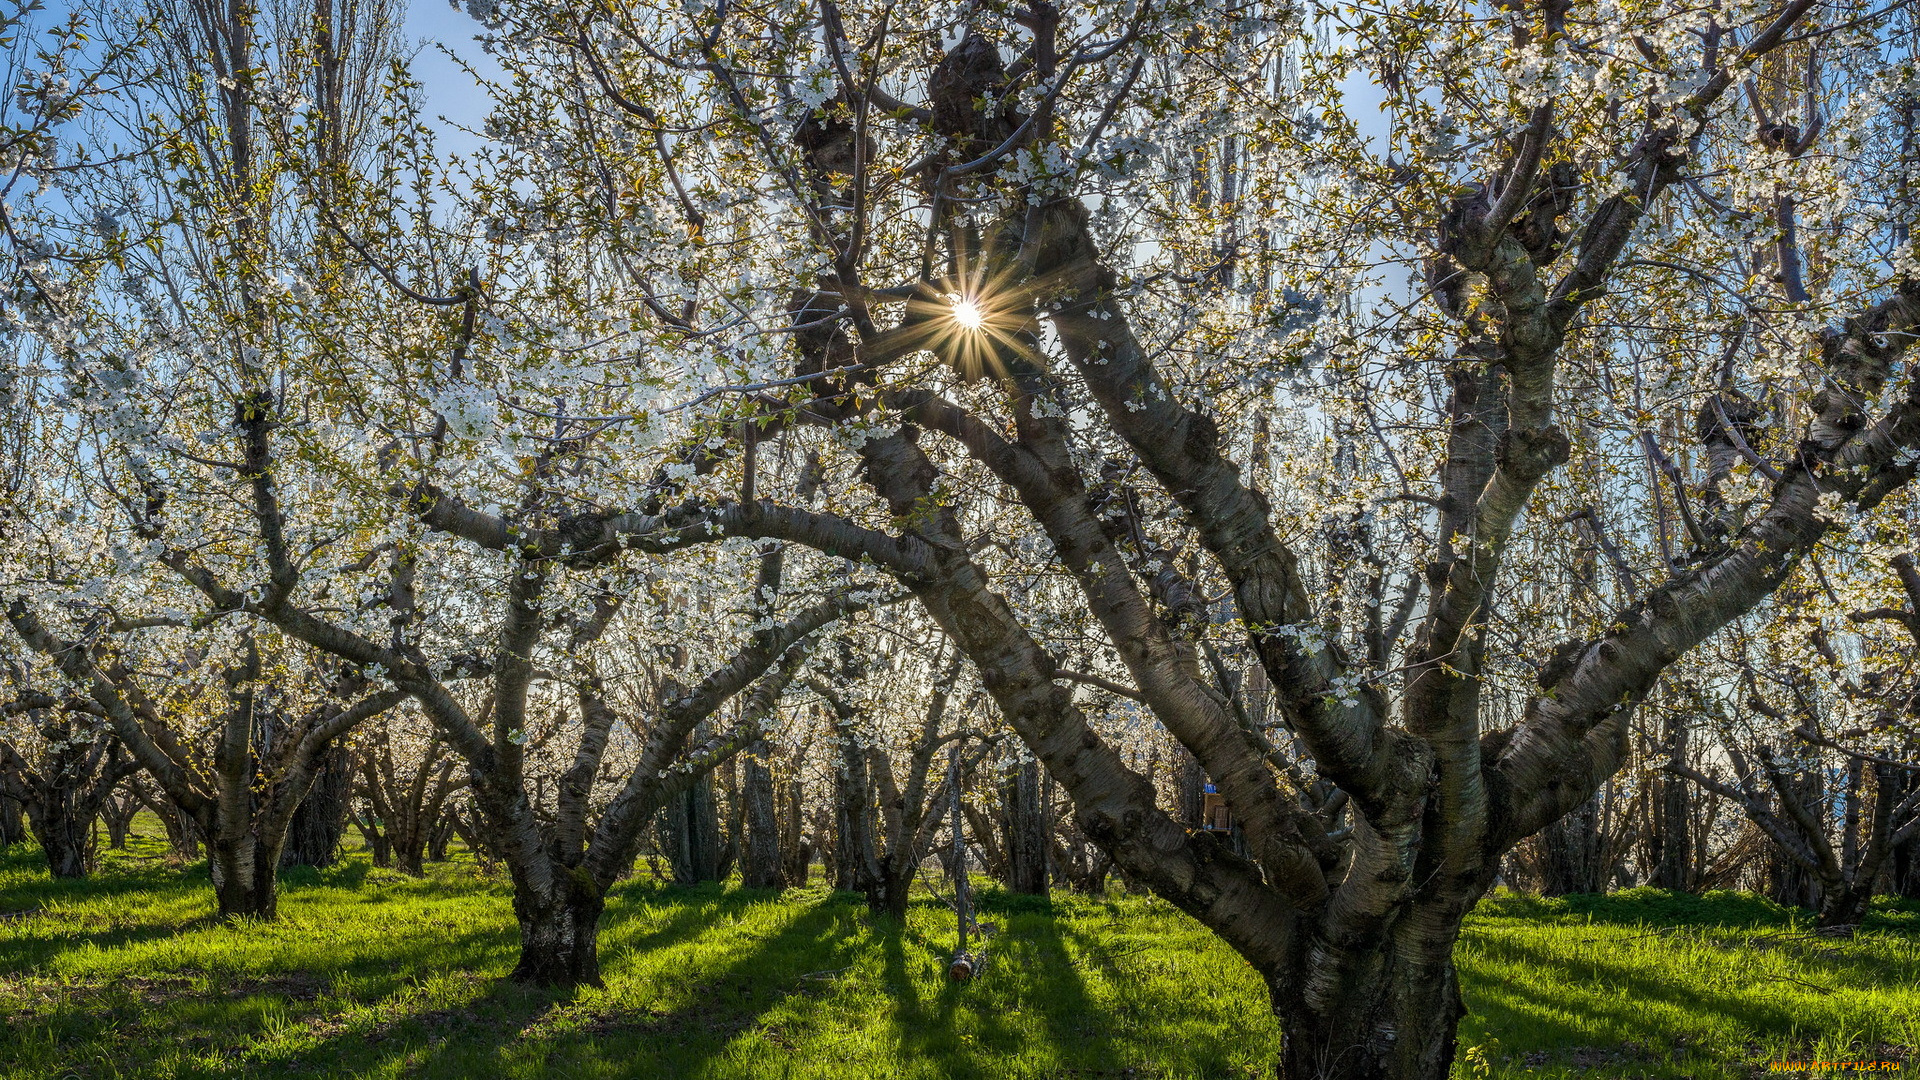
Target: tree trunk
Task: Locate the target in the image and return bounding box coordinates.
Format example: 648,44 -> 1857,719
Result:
1767,848 -> 1822,910
1816,882 -> 1873,928
1766,771 -> 1825,911
1891,837 -> 1920,901
26,793 -> 96,878
878,860 -> 914,921
510,878 -> 606,987
207,829 -> 281,920
426,812 -> 453,863
777,776 -> 811,885
353,810 -> 393,868
448,810 -> 496,868
1270,950 -> 1467,1080
1649,714 -> 1692,890
740,738 -> 785,889
0,792 -> 24,847
661,776 -> 722,885
130,782 -> 199,860
1173,745 -> 1205,827
1540,792 -> 1605,895
1002,755 -> 1049,897
101,796 -> 136,850
281,745 -> 351,869
832,730 -> 881,898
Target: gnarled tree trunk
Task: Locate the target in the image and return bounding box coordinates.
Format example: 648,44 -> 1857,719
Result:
1269,946 -> 1469,1080
510,874 -> 607,987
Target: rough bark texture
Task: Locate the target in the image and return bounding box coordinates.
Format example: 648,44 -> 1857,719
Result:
28,790 -> 98,878
1002,756 -> 1049,897
206,826 -> 282,920
1540,793 -> 1606,896
510,878 -> 608,987
662,773 -> 723,885
740,737 -> 785,890
281,745 -> 351,869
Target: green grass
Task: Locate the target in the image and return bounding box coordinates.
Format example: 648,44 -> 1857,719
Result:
0,825 -> 1914,1079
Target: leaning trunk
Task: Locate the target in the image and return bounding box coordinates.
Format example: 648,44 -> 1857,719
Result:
510,877 -> 607,987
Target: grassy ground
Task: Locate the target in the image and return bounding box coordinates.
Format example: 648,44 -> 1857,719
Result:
0,822 -> 1914,1079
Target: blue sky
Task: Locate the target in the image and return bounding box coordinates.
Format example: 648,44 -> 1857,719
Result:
401,2 -> 497,156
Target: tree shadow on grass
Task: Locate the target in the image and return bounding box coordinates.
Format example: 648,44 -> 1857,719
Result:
1457,929 -> 1908,1063
224,884 -> 880,1080
866,894 -> 1126,1080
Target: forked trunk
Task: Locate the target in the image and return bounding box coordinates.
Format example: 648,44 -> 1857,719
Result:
28,797 -> 96,878
1816,883 -> 1873,929
102,800 -> 136,850
510,879 -> 606,988
1270,947 -> 1467,1080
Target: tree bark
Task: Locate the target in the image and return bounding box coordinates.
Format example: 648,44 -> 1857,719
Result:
1649,713 -> 1693,890
0,791 -> 24,847
353,808 -> 394,868
778,776 -> 811,886
100,791 -> 138,850
740,737 -> 785,889
426,812 -> 453,863
830,718 -> 882,901
206,826 -> 282,920
1540,792 -> 1605,895
661,772 -> 723,885
281,744 -> 351,869
1002,755 -> 1049,897
1270,951 -> 1468,1080
27,790 -> 97,878
510,876 -> 607,987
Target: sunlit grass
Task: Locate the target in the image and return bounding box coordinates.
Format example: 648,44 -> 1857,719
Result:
1,822 -> 1914,1079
